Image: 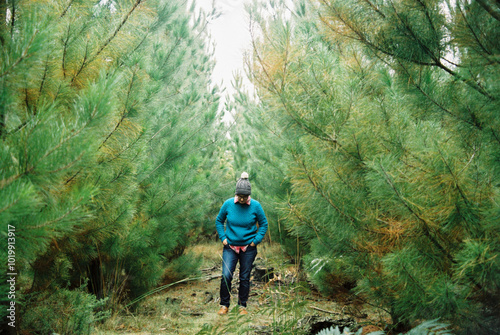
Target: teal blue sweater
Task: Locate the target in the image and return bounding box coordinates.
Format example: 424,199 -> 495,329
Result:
216,198 -> 268,246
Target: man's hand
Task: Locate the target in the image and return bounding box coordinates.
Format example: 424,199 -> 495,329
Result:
250,242 -> 256,247
223,239 -> 228,246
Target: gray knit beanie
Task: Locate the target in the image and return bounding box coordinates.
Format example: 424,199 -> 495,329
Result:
235,172 -> 251,195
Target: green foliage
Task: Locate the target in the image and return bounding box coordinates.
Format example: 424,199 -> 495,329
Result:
405,319 -> 453,335
305,251 -> 357,298
20,285 -> 109,335
243,0 -> 500,333
0,0 -> 227,326
162,252 -> 203,283
228,78 -> 299,257
196,292 -> 309,335
196,307 -> 254,335
258,292 -> 309,334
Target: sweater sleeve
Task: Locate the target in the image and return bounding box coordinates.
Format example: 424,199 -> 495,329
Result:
215,201 -> 228,242
252,203 -> 268,245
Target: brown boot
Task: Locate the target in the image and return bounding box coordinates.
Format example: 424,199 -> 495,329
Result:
239,307 -> 248,315
217,306 -> 228,315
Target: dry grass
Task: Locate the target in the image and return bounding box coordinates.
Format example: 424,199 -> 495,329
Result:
95,242 -> 389,334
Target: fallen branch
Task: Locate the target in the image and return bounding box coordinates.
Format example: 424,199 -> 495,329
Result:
124,274 -> 220,309
309,306 -> 341,315
181,311 -> 204,316
206,274 -> 221,281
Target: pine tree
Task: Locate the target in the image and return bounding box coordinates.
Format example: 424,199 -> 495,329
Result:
245,0 -> 499,333
228,80 -> 298,255
0,0 -> 227,327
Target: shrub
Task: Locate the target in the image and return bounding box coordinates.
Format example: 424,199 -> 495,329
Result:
161,252 -> 203,284
20,287 -> 109,335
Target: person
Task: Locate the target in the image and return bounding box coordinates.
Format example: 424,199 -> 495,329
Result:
215,172 -> 268,315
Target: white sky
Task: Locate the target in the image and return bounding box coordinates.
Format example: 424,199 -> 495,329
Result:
192,0 -> 255,109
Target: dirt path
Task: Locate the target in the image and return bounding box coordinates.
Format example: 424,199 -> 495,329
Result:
96,242 -> 388,334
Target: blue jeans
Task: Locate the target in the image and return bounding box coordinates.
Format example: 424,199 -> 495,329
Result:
220,245 -> 257,308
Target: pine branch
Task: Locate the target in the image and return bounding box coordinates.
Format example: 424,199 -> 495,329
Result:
400,262 -> 426,293
436,147 -> 472,207
0,172 -> 23,191
250,21 -> 340,147
61,24 -> 71,78
492,128 -> 500,146
295,153 -> 358,224
377,161 -> 455,265
124,275 -> 212,309
101,129 -> 145,165
294,80 -> 343,145
146,98 -> 202,146
46,152 -> 85,174
99,70 -> 137,149
24,77 -> 30,112
280,24 -> 290,93
71,38 -> 91,84
25,197 -> 86,230
65,168 -> 82,184
149,166 -> 192,219
0,197 -> 20,215
352,133 -> 363,162
395,59 -> 482,130
0,28 -> 38,78
309,66 -> 331,99
93,0 -> 143,61
60,0 -> 74,18
321,0 -> 494,99
286,200 -> 325,243
350,295 -> 392,315
389,3 -> 494,99
38,105 -> 98,165
116,29 -> 150,68
39,54 -> 50,96
1,102 -> 99,190
309,305 -> 341,315
81,208 -> 128,238
318,2 -> 436,66
72,0 -> 143,82
456,2 -> 494,58
361,0 -> 385,18
140,138 -> 216,184
160,37 -> 183,70
387,0 -> 443,65
476,0 -> 500,22
109,168 -> 125,183
415,0 -> 439,37
9,0 -> 16,38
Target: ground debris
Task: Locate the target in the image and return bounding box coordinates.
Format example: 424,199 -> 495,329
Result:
201,266 -> 219,273
250,325 -> 282,335
254,265 -> 275,282
181,310 -> 205,317
96,243 -> 387,335
297,315 -> 357,335
204,291 -> 214,303
165,297 -> 182,305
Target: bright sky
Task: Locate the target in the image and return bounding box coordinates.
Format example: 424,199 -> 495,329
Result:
193,0 -> 255,108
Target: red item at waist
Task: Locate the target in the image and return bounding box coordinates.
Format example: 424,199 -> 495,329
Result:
230,245 -> 249,254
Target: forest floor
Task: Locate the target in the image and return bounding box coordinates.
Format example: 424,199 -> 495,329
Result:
95,242 -> 390,335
